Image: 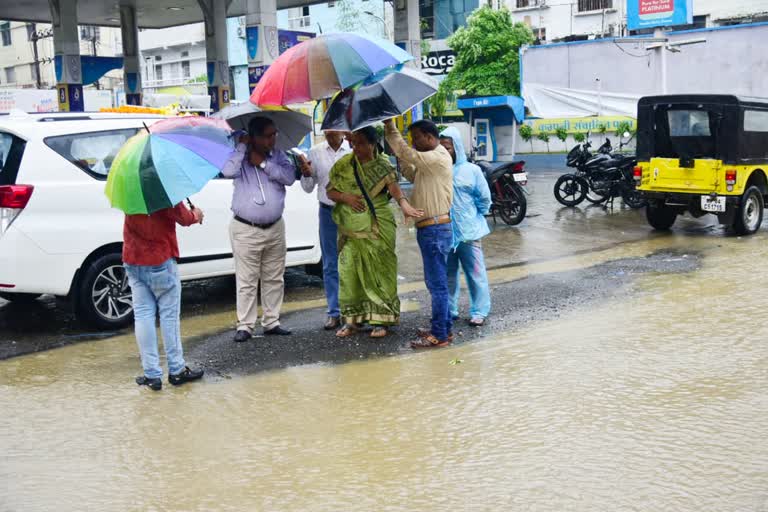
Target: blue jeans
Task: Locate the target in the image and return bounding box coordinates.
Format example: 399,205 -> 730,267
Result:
124,258 -> 186,379
417,223 -> 453,341
319,205 -> 340,318
448,240 -> 491,320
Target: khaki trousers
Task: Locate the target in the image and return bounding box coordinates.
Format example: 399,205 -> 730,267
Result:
229,217 -> 287,332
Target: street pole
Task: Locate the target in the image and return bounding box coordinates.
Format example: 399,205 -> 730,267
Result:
91,32 -> 100,90
30,25 -> 42,89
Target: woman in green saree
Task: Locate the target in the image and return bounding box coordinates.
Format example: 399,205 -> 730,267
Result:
326,127 -> 423,338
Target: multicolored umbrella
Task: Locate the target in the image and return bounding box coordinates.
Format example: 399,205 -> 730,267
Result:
250,33 -> 413,106
322,67 -> 438,132
105,117 -> 233,215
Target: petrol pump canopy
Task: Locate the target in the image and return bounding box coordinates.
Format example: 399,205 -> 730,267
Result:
456,96 -> 525,126
0,0 -> 323,29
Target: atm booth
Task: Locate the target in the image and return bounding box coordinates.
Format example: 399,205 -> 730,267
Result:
456,96 -> 525,162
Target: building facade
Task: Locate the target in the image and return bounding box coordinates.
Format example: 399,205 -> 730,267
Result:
509,0 -> 768,43
0,20 -> 122,90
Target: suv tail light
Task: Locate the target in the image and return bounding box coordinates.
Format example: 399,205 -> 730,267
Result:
725,170 -> 737,192
0,185 -> 34,237
633,166 -> 643,182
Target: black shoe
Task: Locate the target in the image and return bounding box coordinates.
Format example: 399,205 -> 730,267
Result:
324,316 -> 341,330
136,375 -> 162,391
168,366 -> 204,386
233,330 -> 252,342
265,326 -> 292,336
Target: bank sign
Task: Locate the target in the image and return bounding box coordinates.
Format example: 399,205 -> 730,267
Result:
627,0 -> 693,30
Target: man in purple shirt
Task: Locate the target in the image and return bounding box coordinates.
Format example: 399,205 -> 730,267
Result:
222,117 -> 298,341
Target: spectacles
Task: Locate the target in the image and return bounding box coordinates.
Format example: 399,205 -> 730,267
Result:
257,130 -> 279,139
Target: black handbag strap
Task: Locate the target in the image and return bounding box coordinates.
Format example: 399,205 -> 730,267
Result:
352,158 -> 378,223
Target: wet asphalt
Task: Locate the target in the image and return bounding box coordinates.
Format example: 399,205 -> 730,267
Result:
0,154 -> 715,368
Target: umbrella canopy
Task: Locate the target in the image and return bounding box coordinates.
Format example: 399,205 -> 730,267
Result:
105,117 -> 233,215
321,67 -> 438,132
250,33 -> 413,106
212,102 -> 312,151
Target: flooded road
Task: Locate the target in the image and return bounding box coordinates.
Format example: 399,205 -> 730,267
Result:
2,161 -> 768,510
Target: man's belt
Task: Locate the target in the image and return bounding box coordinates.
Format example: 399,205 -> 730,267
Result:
234,215 -> 279,230
416,214 -> 451,229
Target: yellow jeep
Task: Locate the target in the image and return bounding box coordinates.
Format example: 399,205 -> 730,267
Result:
635,95 -> 768,235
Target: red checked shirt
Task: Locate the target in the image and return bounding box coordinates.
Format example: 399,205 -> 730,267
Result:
122,203 -> 197,266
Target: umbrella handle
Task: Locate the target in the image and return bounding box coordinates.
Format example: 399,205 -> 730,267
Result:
187,198 -> 202,224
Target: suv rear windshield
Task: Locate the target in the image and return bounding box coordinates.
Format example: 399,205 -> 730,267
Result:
45,128 -> 138,180
0,132 -> 27,185
654,107 -> 719,160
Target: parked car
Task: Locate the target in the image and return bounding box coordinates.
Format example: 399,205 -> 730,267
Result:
0,112 -> 321,328
635,94 -> 768,234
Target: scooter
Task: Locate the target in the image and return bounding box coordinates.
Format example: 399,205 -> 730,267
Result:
470,151 -> 528,226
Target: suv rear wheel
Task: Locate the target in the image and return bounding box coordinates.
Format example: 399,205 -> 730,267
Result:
75,253 -> 133,329
733,186 -> 764,235
646,203 -> 677,231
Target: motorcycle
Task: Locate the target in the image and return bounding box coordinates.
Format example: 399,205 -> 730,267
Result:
554,134 -> 646,209
470,153 -> 528,226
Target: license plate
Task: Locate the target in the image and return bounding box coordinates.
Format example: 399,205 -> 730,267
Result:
513,172 -> 527,182
701,195 -> 726,213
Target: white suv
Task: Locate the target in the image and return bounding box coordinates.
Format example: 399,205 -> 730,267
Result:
0,112 -> 321,328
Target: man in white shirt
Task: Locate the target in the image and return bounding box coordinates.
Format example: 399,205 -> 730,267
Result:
299,130 -> 351,330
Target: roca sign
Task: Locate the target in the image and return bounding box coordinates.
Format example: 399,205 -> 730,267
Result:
421,50 -> 456,76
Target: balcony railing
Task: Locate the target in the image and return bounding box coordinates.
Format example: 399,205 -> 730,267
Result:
515,0 -> 545,7
577,0 -> 612,12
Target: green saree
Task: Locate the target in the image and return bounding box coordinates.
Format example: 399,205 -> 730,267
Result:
328,153 -> 400,326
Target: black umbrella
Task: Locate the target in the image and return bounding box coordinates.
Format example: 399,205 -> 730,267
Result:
321,67 -> 438,132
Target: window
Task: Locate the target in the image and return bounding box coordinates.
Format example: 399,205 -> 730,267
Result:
79,25 -> 100,40
0,132 -> 27,186
181,50 -> 189,58
745,110 -> 768,132
44,129 -> 138,179
154,55 -> 162,61
578,0 -> 612,12
155,65 -> 163,81
302,6 -> 310,16
182,60 -> 190,78
516,0 -> 544,7
29,63 -> 38,83
26,23 -> 35,41
1,22 -> 11,46
4,66 -> 15,84
668,110 -> 711,137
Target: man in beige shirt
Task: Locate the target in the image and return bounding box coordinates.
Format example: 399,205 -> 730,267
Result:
384,118 -> 455,349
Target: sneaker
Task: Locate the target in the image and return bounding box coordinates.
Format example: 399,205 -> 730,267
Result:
265,326 -> 292,336
233,330 -> 252,342
168,366 -> 204,386
136,375 -> 162,391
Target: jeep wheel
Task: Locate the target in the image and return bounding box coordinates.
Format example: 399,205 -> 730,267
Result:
646,204 -> 677,231
75,253 -> 133,329
733,185 -> 764,236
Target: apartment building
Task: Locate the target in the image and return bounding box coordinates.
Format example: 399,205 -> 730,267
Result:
510,0 -> 768,43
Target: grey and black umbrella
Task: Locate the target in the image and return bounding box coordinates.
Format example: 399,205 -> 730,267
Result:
321,67 -> 438,132
213,102 -> 312,151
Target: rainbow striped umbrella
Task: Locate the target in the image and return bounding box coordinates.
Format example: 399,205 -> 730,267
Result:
105,117 -> 233,215
250,33 -> 413,106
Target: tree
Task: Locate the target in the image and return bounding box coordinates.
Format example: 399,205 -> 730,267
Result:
555,127 -> 569,151
335,0 -> 368,33
519,124 -> 534,152
537,132 -> 550,153
438,7 -> 534,99
573,132 -> 586,144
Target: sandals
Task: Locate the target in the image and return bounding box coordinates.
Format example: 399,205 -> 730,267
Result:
335,324 -> 359,338
410,334 -> 451,349
467,317 -> 485,327
370,326 -> 387,338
